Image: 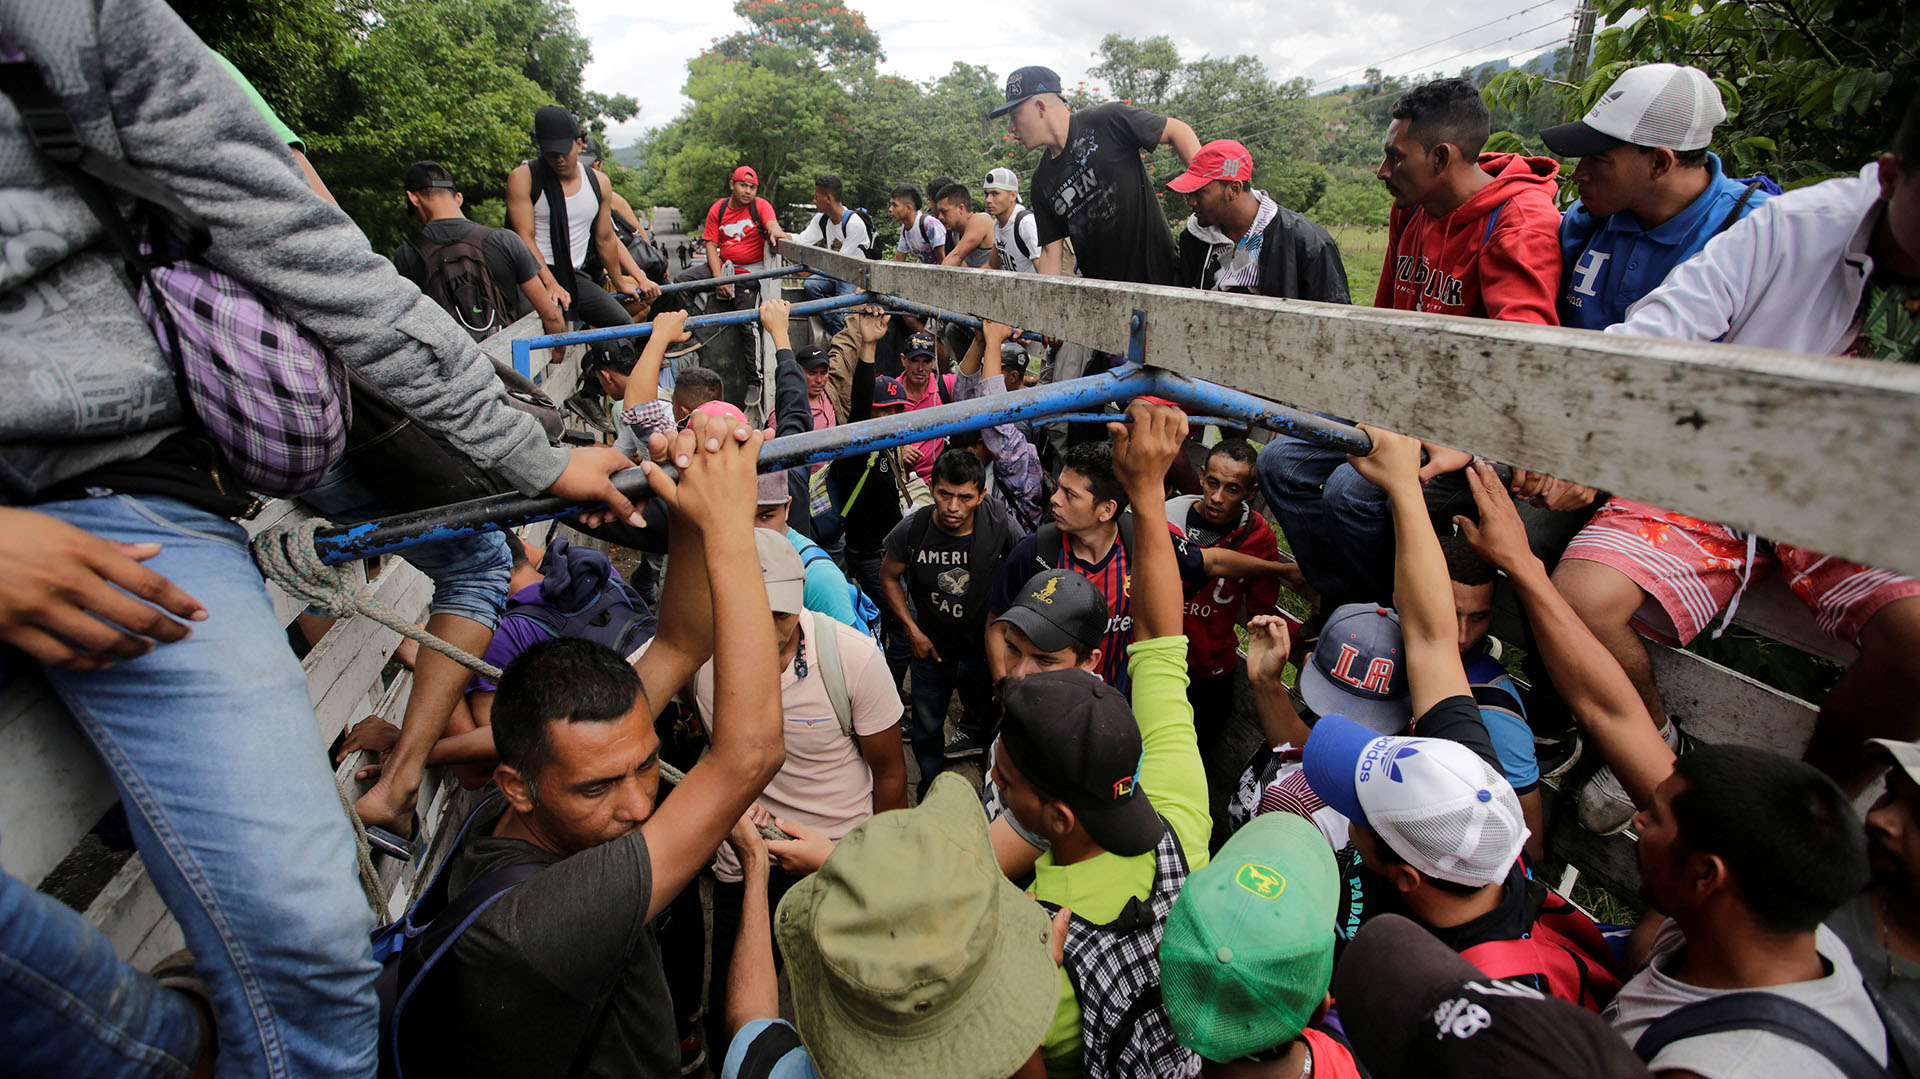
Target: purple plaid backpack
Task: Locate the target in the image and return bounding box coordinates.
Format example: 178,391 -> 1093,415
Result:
0,42 -> 347,497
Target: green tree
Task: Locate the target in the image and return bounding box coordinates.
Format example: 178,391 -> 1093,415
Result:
1486,0 -> 1917,183
1089,34 -> 1182,107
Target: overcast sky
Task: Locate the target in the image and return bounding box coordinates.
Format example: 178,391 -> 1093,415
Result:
575,0 -> 1579,149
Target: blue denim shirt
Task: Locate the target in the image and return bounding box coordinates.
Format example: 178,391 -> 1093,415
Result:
1557,153 -> 1774,330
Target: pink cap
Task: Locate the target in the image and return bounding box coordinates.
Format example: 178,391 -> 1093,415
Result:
692,400 -> 748,426
1167,140 -> 1254,193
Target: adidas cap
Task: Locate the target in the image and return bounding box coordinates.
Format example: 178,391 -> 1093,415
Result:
1541,63 -> 1726,157
1302,715 -> 1527,888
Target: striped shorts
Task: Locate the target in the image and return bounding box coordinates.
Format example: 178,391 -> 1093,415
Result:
1560,497 -> 1920,647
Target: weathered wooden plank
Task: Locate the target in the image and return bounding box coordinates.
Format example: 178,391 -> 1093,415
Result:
1547,806 -> 1644,908
780,242 -> 1920,579
306,572 -> 432,746
0,669 -> 117,887
84,855 -> 183,968
1648,640 -> 1820,757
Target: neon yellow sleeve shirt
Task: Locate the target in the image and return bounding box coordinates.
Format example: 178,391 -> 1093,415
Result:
1031,634 -> 1210,1077
209,52 -> 303,149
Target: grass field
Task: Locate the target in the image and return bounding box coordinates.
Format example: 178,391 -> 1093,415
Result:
1325,224 -> 1389,306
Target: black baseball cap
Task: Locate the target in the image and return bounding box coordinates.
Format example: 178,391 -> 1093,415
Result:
994,570 -> 1108,653
579,136 -> 603,164
403,160 -> 457,194
534,105 -> 581,154
1334,915 -> 1652,1079
796,345 -> 831,370
904,331 -> 937,358
999,669 -> 1164,855
1000,342 -> 1031,371
991,66 -> 1064,118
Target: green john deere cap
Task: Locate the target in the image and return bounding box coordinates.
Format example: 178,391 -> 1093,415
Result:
1159,813 -> 1339,1061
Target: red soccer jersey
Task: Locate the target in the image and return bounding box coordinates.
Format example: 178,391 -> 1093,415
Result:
1168,496 -> 1281,678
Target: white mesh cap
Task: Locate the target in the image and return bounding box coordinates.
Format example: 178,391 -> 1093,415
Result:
1541,63 -> 1726,156
1303,716 -> 1528,888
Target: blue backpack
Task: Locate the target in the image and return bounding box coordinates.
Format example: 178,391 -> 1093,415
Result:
796,540 -> 883,642
501,537 -> 657,656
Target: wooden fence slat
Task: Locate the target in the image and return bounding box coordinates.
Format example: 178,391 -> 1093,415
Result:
0,669 -> 116,887
1647,641 -> 1821,756
783,241 -> 1920,579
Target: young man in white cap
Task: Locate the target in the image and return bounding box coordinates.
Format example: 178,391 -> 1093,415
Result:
1546,63 -> 1774,332
1553,95 -> 1920,828
984,167 -> 1042,274
1297,427 -> 1620,1012
1166,138 -> 1350,302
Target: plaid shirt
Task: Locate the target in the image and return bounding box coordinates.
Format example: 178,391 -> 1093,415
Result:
620,398 -> 675,449
1041,824 -> 1200,1079
953,368 -> 1046,533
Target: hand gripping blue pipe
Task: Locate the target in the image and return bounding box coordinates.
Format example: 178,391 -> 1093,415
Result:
307,367 -> 1369,565
509,288 -> 871,374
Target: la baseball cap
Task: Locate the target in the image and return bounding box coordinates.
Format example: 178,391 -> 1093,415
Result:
732,164 -> 759,184
1335,915 -> 1652,1079
998,669 -> 1162,856
795,344 -> 831,370
872,375 -> 910,408
1160,814 -> 1338,1061
1540,63 -> 1726,157
403,160 -> 458,194
755,470 -> 791,506
1297,603 -> 1411,735
984,167 -> 1021,193
904,331 -> 938,358
533,105 -> 581,154
993,569 -> 1109,654
754,528 -> 806,615
1166,139 -> 1255,194
1302,716 -> 1527,887
991,66 -> 1064,118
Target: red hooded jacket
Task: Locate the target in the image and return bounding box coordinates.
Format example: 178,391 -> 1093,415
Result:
1376,153 -> 1564,324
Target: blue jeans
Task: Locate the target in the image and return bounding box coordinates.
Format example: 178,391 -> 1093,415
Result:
1257,434 -> 1500,613
0,870 -> 204,1077
300,465 -> 510,629
907,655 -> 998,787
1257,434 -> 1394,611
8,493 -> 379,1077
802,274 -> 858,335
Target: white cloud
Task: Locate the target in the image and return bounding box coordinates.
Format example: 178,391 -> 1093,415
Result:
573,0 -> 1576,149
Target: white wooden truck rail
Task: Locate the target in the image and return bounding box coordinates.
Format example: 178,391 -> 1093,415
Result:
783,239 -> 1910,902
0,315 -> 585,963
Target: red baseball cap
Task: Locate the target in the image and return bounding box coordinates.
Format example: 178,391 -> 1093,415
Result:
1166,139 -> 1254,193
731,165 -> 758,185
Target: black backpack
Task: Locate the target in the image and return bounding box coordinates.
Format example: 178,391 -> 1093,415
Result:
409,222 -> 513,342
1009,207 -> 1035,261
1633,991 -> 1904,1079
1032,512 -> 1136,574
814,207 -> 881,259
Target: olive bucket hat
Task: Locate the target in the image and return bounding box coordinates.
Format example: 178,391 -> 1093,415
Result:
773,772 -> 1058,1078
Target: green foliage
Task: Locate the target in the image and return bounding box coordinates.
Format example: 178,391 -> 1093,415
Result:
179,0 -> 634,253
1314,179 -> 1393,227
1485,0 -> 1917,184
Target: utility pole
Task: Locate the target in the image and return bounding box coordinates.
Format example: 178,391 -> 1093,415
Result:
1568,0 -> 1598,83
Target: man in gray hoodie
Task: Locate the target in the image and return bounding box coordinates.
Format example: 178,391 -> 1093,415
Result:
0,2 -> 644,1076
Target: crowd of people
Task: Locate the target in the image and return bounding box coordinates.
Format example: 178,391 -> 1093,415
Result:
3,4 -> 1919,1078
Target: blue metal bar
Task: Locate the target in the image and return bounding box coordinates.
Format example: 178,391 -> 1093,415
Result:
308,367 -> 1369,564
651,263 -> 812,297
1038,413 -> 1247,428
877,294 -> 1046,343
510,289 -> 867,373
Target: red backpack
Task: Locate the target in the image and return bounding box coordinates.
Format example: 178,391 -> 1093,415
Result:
1459,880 -> 1625,1013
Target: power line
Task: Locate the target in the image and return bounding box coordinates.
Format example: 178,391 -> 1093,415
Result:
1310,0 -> 1569,92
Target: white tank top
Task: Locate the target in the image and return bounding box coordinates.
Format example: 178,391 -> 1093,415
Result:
531,169 -> 596,270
